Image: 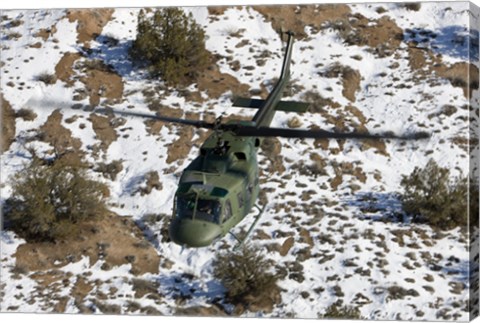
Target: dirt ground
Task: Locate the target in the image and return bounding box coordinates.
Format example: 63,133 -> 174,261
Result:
253,4 -> 351,39
39,110 -> 85,166
81,69 -> 124,106
89,113 -> 119,151
1,95 -> 15,153
197,60 -> 251,100
15,212 -> 161,275
54,52 -> 82,86
407,43 -> 479,99
66,9 -> 114,46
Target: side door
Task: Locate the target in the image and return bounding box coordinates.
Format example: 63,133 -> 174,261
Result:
220,199 -> 234,234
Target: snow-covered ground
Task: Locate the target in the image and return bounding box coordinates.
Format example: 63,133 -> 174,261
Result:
1,2 -> 477,321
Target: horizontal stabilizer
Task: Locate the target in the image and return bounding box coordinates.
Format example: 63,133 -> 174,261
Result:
233,97 -> 264,109
232,97 -> 310,113
276,100 -> 310,113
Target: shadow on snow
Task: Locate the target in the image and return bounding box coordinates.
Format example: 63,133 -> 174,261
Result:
404,25 -> 479,61
344,191 -> 407,223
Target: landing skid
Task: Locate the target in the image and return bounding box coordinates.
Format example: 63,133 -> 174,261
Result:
229,204 -> 266,251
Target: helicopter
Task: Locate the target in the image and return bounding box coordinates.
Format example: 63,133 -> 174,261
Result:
112,31 -> 429,249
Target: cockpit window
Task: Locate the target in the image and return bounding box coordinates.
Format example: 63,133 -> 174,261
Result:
176,196 -> 221,223
176,196 -> 195,219
196,199 -> 221,223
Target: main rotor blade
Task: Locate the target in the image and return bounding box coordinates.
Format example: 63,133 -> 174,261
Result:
95,108 -> 216,129
233,126 -> 430,140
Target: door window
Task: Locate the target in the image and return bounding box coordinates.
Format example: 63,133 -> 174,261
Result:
223,200 -> 232,223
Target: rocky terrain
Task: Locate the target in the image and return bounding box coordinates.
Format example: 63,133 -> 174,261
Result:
1,2 -> 478,321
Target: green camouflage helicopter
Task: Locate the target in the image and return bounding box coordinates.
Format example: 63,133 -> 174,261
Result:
118,32 -> 428,249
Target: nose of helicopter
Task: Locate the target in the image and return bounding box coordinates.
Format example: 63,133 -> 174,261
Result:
169,219 -> 222,248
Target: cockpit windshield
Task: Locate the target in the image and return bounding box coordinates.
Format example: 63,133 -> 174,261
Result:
176,196 -> 221,223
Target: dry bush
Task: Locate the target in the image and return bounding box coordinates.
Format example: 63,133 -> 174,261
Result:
212,245 -> 278,303
36,72 -> 57,85
403,2 -> 421,11
324,18 -> 353,40
287,116 -> 302,128
4,152 -> 108,242
95,160 -> 123,181
15,108 -> 37,121
400,159 -> 468,230
6,31 -> 22,40
302,90 -> 339,113
9,19 -> 23,27
319,304 -> 363,319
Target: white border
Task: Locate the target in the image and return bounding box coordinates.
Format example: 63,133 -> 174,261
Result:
1,0 -> 479,10
1,1 -> 480,323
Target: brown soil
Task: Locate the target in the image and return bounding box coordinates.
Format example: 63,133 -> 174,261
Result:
349,15 -> 403,55
299,228 -> 314,248
39,110 -> 85,164
29,270 -> 66,289
54,53 -> 123,105
34,25 -> 57,41
280,236 -> 294,256
360,139 -> 389,157
72,276 -> 94,301
197,62 -> 250,99
66,9 -> 114,46
330,174 -> 343,190
166,126 -> 194,165
342,68 -> 361,102
254,4 -> 402,57
29,42 -> 43,49
303,90 -> 388,156
15,212 -> 160,275
260,137 -> 285,173
54,52 -> 82,86
320,63 -> 361,102
345,105 -> 367,125
1,95 -> 15,153
434,62 -> 479,99
207,6 -> 230,16
329,161 -> 369,190
81,69 -> 124,106
253,4 -> 351,39
177,304 -> 226,316
144,106 -> 183,135
89,113 -> 118,151
303,91 -> 341,113
144,119 -> 164,136
238,284 -> 282,314
407,46 -> 429,71
407,44 -> 479,99
137,171 -> 162,195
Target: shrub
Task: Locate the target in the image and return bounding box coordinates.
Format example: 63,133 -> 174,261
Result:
400,159 -> 468,230
15,108 -> 37,121
6,31 -> 22,40
4,152 -> 108,242
319,304 -> 363,319
95,160 -> 123,181
9,19 -> 24,28
36,71 -> 57,85
129,8 -> 210,85
212,245 -> 278,302
403,2 -> 421,11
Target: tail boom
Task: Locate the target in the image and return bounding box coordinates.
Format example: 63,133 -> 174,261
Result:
252,31 -> 295,128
